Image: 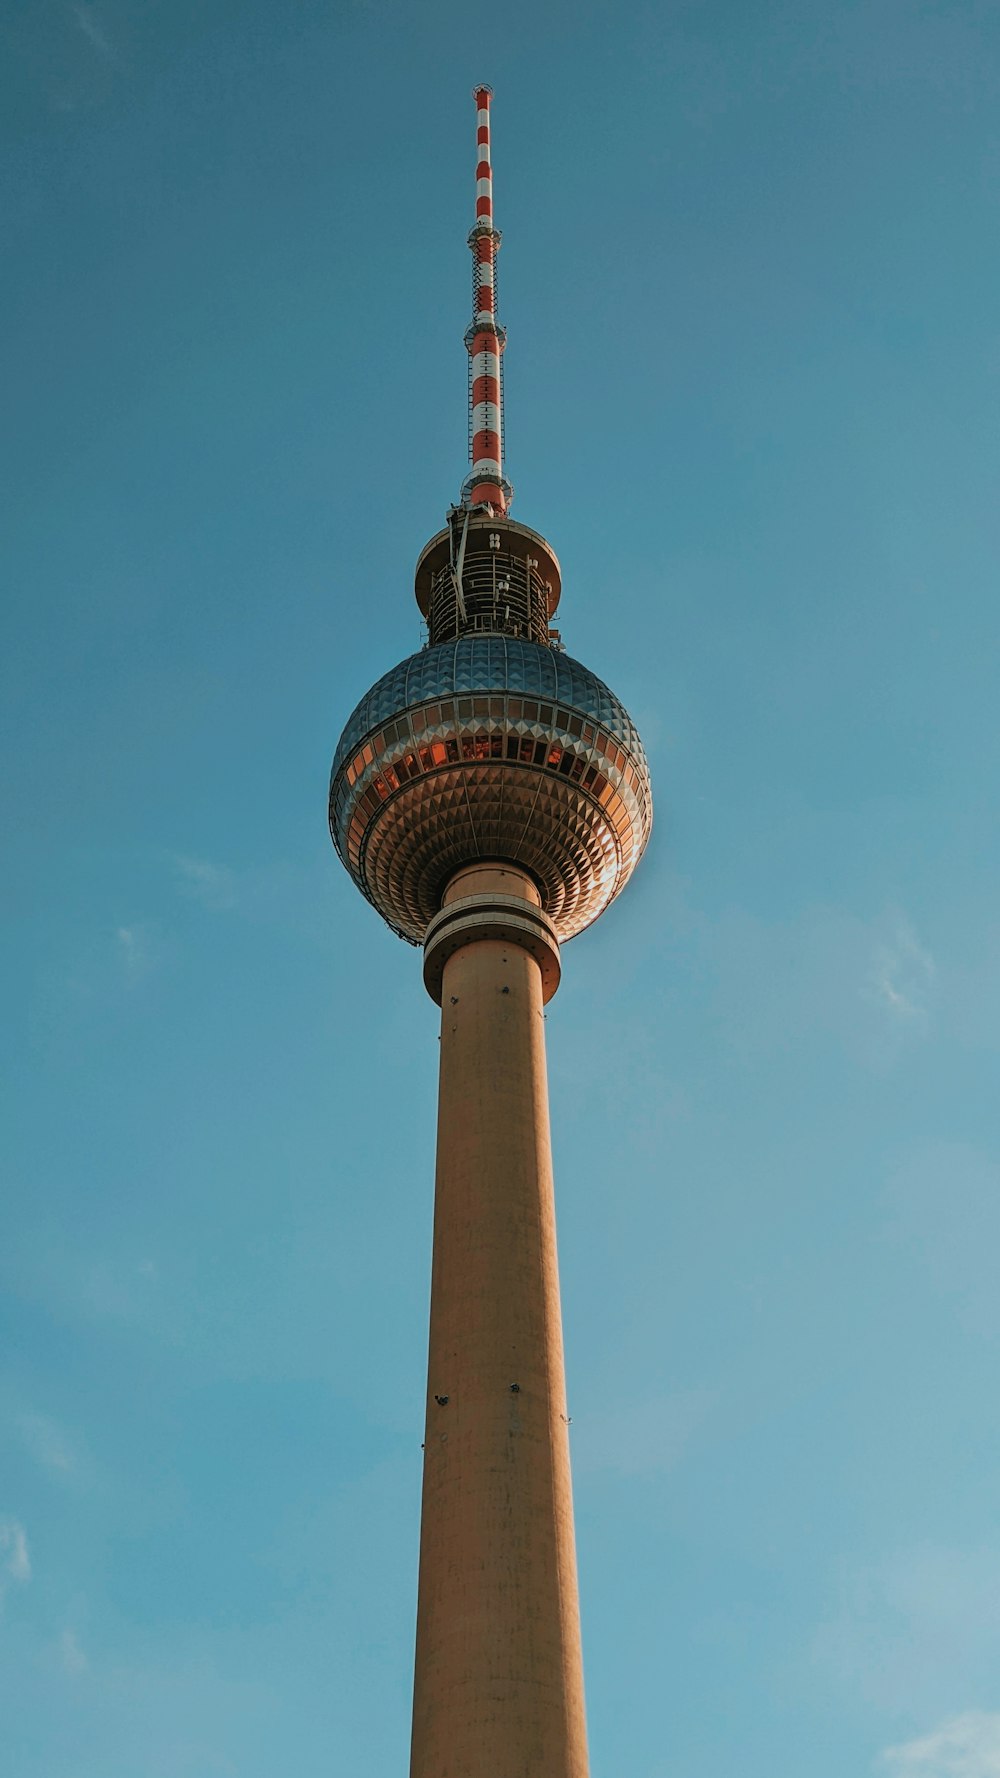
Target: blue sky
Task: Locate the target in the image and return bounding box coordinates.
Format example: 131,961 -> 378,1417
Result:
2,1 -> 999,1774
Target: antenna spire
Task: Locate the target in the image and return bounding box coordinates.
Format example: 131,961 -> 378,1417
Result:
463,86 -> 512,514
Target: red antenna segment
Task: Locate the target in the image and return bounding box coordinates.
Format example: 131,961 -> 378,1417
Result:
464,86 -> 512,514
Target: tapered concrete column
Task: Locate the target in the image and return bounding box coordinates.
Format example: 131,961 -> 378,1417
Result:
411,862 -> 589,1778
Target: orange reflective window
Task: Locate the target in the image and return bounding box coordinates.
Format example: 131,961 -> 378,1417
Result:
548,744 -> 563,767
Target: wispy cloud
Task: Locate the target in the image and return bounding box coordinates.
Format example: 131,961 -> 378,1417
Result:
30,920 -> 162,1031
869,916 -> 935,1032
0,1518 -> 31,1601
19,1411 -> 75,1476
812,1543 -> 1000,1715
116,922 -> 155,984
630,891 -> 938,1074
72,4 -> 116,64
1,1236 -> 164,1340
59,1627 -> 89,1676
171,854 -> 237,912
883,1713 -> 1000,1776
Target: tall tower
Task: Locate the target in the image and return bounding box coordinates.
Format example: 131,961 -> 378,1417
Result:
329,88 -> 652,1777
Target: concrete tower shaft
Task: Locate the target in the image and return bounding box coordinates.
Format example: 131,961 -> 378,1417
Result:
412,864 -> 588,1778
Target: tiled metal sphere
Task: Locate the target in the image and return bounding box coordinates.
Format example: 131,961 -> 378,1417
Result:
330,635 -> 652,945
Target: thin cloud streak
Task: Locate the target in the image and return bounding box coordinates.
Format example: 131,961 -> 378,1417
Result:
116,924 -> 148,982
813,1543 -> 1000,1715
59,1627 -> 89,1675
0,1518 -> 31,1598
869,916 -> 935,1031
172,854 -> 238,912
19,1411 -> 75,1476
883,1712 -> 1000,1776
72,4 -> 116,64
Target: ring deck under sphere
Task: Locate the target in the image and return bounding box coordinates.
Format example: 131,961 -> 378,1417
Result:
330,634 -> 652,945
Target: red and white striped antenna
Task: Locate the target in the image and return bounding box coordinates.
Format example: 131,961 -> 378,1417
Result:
463,86 -> 513,514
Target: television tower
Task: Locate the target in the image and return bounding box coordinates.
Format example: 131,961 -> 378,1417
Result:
329,87 -> 652,1777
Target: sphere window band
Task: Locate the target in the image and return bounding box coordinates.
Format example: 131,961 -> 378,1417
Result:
336,702 -> 647,811
334,710 -> 646,844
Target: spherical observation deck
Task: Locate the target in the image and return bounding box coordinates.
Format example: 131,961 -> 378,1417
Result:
330,632 -> 652,945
